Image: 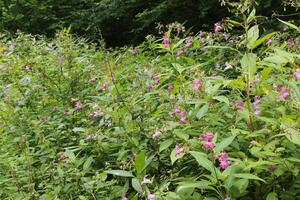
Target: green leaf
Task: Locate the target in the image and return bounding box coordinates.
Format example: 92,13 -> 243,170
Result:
83,156 -> 94,171
234,173 -> 265,182
72,127 -> 86,132
65,150 -> 76,162
241,53 -> 257,83
247,25 -> 259,49
189,151 -> 214,173
174,129 -> 189,141
135,151 -> 146,175
215,135 -> 235,152
196,104 -> 209,120
284,128 -> 300,146
131,178 -> 143,193
278,19 -> 299,31
247,8 -> 256,24
107,170 -> 134,177
171,147 -> 184,165
266,192 -> 278,200
213,96 -> 230,105
177,180 -> 212,192
252,32 -> 277,49
159,139 -> 173,152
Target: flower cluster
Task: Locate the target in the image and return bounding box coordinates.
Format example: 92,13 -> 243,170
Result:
295,69 -> 300,81
202,132 -> 215,150
252,96 -> 262,116
218,152 -> 230,170
163,34 -> 170,48
172,106 -> 188,124
192,79 -> 202,91
175,144 -> 184,156
274,84 -> 289,101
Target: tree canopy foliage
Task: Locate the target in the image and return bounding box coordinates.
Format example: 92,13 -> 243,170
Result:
0,0 -> 298,47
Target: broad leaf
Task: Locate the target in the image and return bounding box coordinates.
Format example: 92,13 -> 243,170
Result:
107,170 -> 134,177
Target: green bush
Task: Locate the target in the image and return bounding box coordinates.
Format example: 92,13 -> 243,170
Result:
0,8 -> 300,200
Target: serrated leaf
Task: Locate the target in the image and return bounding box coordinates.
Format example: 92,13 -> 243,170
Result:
213,96 -> 230,105
241,53 -> 257,83
107,170 -> 134,177
196,104 -> 209,120
284,128 -> 300,146
215,135 -> 235,152
83,156 -> 94,171
177,180 -> 212,192
174,129 -> 189,141
159,139 -> 173,152
189,151 -> 214,173
247,25 -> 259,49
131,178 -> 143,193
135,151 -> 146,175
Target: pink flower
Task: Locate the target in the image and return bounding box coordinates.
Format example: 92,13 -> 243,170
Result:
85,134 -> 94,141
253,74 -> 260,84
63,109 -> 69,114
148,194 -> 156,200
175,144 -> 184,156
253,96 -> 261,107
218,151 -> 230,169
219,161 -> 230,169
89,77 -> 97,82
3,96 -> 9,102
176,49 -> 185,57
146,84 -> 152,92
218,152 -> 228,161
232,100 -> 245,110
287,39 -> 294,48
102,82 -> 109,90
254,108 -> 261,116
295,69 -> 300,80
51,107 -> 57,113
75,101 -> 83,110
122,192 -> 128,200
203,142 -> 215,150
192,79 -> 202,90
163,36 -> 170,48
268,164 -> 277,171
202,132 -> 214,142
224,194 -> 231,200
172,106 -> 181,115
152,130 -> 162,138
214,23 -> 222,33
181,27 -> 186,33
141,175 -> 152,184
185,37 -> 192,48
275,85 -> 289,101
266,39 -> 272,45
179,116 -> 187,124
131,47 -> 138,54
167,83 -> 174,91
152,74 -> 160,84
179,111 -> 186,117
44,116 -> 49,124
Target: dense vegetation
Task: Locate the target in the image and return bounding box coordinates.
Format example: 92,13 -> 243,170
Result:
1,1 -> 300,200
0,0 -> 299,47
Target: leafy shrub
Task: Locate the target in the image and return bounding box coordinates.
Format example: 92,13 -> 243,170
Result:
0,8 -> 300,200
